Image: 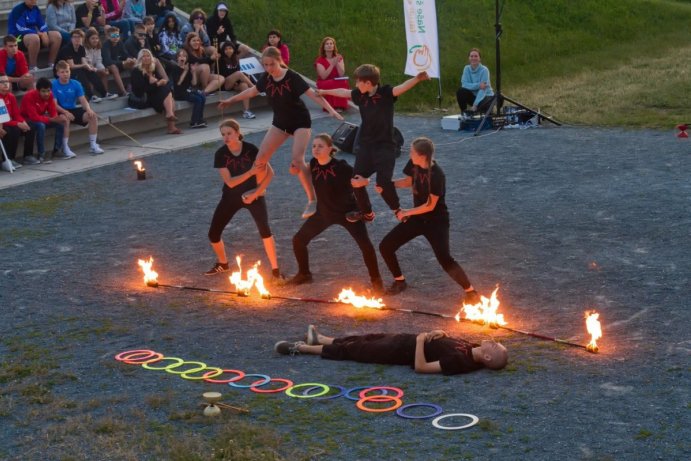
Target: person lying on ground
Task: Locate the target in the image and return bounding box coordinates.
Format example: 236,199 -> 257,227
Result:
275,325 -> 508,375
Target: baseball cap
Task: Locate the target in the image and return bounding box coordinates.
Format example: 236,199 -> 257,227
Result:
218,3 -> 228,11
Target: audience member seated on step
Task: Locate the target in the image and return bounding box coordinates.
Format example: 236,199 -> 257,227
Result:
124,23 -> 153,59
46,0 -> 77,44
8,0 -> 62,71
101,26 -> 136,96
122,0 -> 146,25
142,16 -> 162,60
51,60 -> 104,156
145,0 -> 173,29
261,29 -> 289,65
456,48 -> 494,115
99,0 -> 134,40
0,73 -> 37,168
75,0 -> 106,34
184,32 -> 223,96
158,12 -> 183,63
180,9 -> 215,56
218,41 -> 254,119
168,49 -> 206,129
315,36 -> 349,112
129,49 -> 181,134
85,28 -> 117,100
0,35 -> 35,91
19,77 -> 69,164
56,28 -> 108,103
206,3 -> 251,57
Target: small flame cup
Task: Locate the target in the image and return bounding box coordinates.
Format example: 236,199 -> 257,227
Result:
137,169 -> 146,180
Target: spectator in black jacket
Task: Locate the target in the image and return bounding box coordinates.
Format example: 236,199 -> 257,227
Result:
101,26 -> 136,96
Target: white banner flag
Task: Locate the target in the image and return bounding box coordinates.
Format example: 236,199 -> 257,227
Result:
403,0 -> 440,78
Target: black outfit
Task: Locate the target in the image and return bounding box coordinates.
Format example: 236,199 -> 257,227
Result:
321,333 -> 484,375
145,0 -> 173,19
379,160 -> 473,289
350,84 -> 400,213
55,44 -> 106,99
218,56 -> 240,77
124,35 -> 152,59
255,69 -> 311,134
75,4 -> 103,32
168,64 -> 205,124
208,142 -> 272,243
102,40 -> 130,70
292,157 -> 381,284
129,67 -> 171,112
2,125 -> 35,161
456,88 -> 493,114
206,3 -> 237,46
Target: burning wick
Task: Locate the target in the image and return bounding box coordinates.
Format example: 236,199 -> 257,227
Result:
134,160 -> 146,180
455,287 -> 507,327
335,288 -> 385,308
585,311 -> 602,353
137,256 -> 159,287
228,256 -> 271,298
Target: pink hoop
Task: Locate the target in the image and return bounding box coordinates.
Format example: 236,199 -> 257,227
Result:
250,378 -> 294,394
202,369 -> 246,384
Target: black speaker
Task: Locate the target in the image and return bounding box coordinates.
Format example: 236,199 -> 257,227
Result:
332,122 -> 359,153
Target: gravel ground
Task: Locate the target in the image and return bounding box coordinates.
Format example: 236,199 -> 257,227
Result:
1,115 -> 689,460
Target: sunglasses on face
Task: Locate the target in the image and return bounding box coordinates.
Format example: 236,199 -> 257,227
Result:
193,16 -> 203,20
110,33 -> 120,38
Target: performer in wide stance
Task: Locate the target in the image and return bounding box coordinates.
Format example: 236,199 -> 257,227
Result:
205,119 -> 282,280
275,325 -> 508,375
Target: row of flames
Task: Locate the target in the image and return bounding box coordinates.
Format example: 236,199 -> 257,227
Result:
137,256 -> 603,351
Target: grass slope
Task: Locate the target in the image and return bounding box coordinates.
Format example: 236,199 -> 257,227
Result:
179,0 -> 691,128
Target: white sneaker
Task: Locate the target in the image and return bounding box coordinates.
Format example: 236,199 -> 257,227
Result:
242,110 -> 256,119
105,92 -> 119,100
301,201 -> 317,219
63,148 -> 77,159
90,95 -> 103,103
89,144 -> 105,155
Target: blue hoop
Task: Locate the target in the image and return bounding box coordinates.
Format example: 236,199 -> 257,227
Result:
228,373 -> 271,388
344,386 -> 389,401
396,403 -> 443,419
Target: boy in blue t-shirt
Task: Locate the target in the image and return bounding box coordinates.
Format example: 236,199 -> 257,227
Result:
51,60 -> 104,157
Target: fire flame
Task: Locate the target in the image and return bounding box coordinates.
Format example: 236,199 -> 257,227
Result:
455,287 -> 507,326
134,160 -> 145,172
229,256 -> 270,297
585,311 -> 602,352
335,288 -> 385,308
137,256 -> 158,286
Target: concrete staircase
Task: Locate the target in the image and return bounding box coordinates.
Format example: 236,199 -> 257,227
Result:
0,0 -> 265,153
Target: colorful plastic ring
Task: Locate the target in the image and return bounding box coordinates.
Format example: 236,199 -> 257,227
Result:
356,394 -> 403,413
228,373 -> 270,388
123,352 -> 164,365
165,361 -> 207,375
359,386 -> 404,401
203,369 -> 246,384
115,349 -> 157,362
396,403 -> 443,419
308,385 -> 347,400
285,383 -> 330,399
250,378 -> 294,393
181,366 -> 223,381
431,413 -> 480,430
142,356 -> 185,370
345,386 -> 389,401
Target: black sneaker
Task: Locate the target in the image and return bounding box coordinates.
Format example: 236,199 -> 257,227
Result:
346,210 -> 375,223
306,325 -> 320,345
204,262 -> 230,276
386,279 -> 408,295
287,272 -> 313,285
274,340 -> 304,355
464,289 -> 481,305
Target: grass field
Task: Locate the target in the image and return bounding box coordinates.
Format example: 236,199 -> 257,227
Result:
179,0 -> 691,128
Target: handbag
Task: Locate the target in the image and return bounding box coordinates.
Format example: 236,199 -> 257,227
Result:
127,92 -> 149,109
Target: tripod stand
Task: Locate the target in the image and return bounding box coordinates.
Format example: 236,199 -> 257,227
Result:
475,0 -> 561,136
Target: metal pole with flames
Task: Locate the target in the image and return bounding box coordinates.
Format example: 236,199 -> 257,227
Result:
137,257 -> 603,353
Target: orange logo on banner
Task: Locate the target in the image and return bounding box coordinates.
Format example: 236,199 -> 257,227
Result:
408,44 -> 432,71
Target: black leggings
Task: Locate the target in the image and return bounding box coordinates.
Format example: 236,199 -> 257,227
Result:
456,87 -> 493,113
379,217 -> 472,289
353,143 -> 400,212
292,212 -> 381,282
208,194 -> 272,243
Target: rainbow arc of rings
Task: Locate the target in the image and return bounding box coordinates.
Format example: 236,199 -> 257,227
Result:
115,349 -> 478,430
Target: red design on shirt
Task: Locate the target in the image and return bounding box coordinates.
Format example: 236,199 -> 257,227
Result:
361,92 -> 382,108
225,152 -> 251,172
312,164 -> 337,181
266,78 -> 292,98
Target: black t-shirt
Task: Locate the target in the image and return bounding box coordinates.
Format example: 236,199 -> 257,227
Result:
424,336 -> 484,375
168,65 -> 192,100
56,44 -> 87,67
213,142 -> 259,195
351,84 -> 396,146
219,59 -> 240,78
310,157 -> 357,218
75,4 -> 102,25
255,69 -> 310,128
403,159 -> 448,220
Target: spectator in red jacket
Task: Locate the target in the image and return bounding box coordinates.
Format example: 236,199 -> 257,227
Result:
20,77 -> 70,163
0,73 -> 37,168
0,35 -> 35,91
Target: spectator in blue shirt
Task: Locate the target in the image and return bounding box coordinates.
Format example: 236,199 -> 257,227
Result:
8,0 -> 63,70
456,48 -> 494,115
